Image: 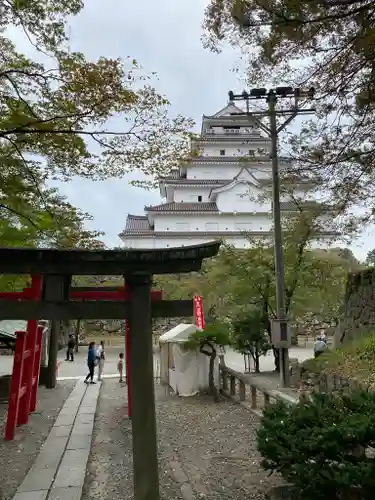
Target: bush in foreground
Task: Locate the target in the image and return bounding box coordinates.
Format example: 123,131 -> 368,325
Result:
257,390 -> 375,499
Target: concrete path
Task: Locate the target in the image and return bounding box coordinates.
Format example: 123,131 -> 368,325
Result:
13,380 -> 100,500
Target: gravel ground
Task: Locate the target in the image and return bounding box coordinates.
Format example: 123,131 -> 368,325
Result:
83,380 -> 282,500
0,380 -> 75,500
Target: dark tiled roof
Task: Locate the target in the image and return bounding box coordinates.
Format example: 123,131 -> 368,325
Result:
120,229 -> 341,238
125,215 -> 152,232
187,156 -> 292,163
160,178 -> 230,185
160,170 -> 180,180
145,202 -> 218,212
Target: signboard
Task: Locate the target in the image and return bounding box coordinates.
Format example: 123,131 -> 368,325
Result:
194,296 -> 205,330
271,319 -> 291,348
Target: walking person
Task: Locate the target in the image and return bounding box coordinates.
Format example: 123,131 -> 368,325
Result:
66,334 -> 75,362
118,352 -> 124,383
96,340 -> 105,382
84,341 -> 97,384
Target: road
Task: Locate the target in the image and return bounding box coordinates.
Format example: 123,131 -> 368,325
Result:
0,344 -> 314,379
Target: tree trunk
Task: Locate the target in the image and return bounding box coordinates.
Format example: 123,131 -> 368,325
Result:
247,354 -> 252,373
254,345 -> 260,373
208,352 -> 219,402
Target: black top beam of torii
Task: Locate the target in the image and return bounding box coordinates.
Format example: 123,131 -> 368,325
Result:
0,241 -> 221,500
0,241 -> 221,321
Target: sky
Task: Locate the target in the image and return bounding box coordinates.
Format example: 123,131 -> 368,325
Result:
11,0 -> 375,260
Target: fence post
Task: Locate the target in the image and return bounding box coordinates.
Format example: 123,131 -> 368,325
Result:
230,375 -> 236,396
30,326 -> 44,413
251,386 -> 257,409
18,275 -> 42,425
5,331 -> 27,440
239,380 -> 246,401
222,371 -> 228,391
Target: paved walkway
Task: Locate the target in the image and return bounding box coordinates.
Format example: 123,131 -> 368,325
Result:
14,381 -> 101,500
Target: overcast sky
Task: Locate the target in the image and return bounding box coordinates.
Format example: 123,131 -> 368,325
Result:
18,0 -> 375,259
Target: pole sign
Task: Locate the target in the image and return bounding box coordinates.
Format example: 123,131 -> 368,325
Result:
194,295 -> 205,330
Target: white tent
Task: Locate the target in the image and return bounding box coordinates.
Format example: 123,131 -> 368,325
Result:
159,323 -> 219,397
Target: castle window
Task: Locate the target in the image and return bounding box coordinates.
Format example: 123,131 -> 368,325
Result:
198,195 -> 202,202
219,149 -> 225,156
248,149 -> 255,156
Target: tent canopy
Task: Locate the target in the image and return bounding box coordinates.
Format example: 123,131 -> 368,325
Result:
0,320 -> 27,341
159,323 -> 197,344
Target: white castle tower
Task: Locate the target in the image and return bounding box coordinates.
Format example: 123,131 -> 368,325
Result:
119,102 -> 337,249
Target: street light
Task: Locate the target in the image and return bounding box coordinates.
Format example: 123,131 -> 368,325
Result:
228,87 -> 315,387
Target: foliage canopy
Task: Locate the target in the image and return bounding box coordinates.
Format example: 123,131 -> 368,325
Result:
203,0 -> 375,227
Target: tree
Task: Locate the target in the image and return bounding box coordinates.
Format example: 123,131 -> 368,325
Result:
184,322 -> 231,401
203,0 -> 375,232
1,0 -> 193,235
158,211 -> 353,371
232,308 -> 272,373
366,249 -> 375,267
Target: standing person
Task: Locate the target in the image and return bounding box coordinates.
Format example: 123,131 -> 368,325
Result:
66,334 -> 75,362
96,340 -> 105,382
84,341 -> 97,384
118,352 -> 124,383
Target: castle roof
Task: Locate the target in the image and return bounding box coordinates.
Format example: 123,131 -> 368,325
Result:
145,202 -> 218,213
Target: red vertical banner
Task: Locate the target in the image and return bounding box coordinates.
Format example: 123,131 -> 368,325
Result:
194,296 -> 205,330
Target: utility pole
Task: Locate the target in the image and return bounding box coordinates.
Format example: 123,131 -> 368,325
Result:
228,87 -> 315,387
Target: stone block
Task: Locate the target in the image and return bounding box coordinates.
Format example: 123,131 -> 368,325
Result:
60,448 -> 90,469
77,405 -> 96,415
75,413 -> 94,425
54,465 -> 86,488
71,422 -> 93,436
49,487 -> 83,500
54,414 -> 76,427
41,436 -> 68,457
13,491 -> 48,500
18,467 -> 56,492
49,425 -> 72,438
67,434 -> 92,450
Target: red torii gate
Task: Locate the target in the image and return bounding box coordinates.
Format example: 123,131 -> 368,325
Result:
2,277 -> 162,439
70,285 -> 162,418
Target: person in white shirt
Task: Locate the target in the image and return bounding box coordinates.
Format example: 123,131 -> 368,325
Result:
96,340 -> 105,381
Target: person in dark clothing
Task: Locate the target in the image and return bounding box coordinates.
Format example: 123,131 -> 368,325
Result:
66,334 -> 76,362
84,342 -> 97,384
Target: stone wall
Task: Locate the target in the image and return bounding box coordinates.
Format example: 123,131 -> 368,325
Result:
335,267 -> 375,347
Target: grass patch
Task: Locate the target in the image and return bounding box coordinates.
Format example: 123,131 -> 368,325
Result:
302,334 -> 375,385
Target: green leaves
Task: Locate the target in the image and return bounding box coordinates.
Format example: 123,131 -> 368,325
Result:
257,390 -> 375,499
203,0 -> 375,232
185,322 -> 231,352
231,308 -> 271,357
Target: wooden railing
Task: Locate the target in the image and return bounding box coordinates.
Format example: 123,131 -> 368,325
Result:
219,365 -> 299,415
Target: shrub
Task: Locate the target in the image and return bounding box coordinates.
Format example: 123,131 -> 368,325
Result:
257,390 -> 375,499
